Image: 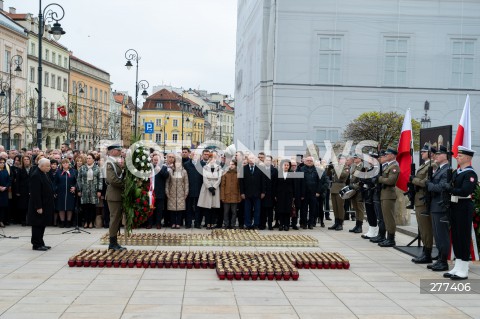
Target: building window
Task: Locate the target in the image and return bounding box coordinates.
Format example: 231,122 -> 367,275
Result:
155,133 -> 162,143
14,94 -> 21,115
90,87 -> 93,101
30,43 -> 36,55
64,57 -> 68,68
100,90 -> 103,104
173,119 -> 178,127
155,102 -> 163,109
315,128 -> 339,144
4,50 -> 11,72
52,52 -> 56,64
45,49 -> 49,62
57,76 -> 62,91
63,78 -> 67,92
384,37 -> 408,86
44,72 -> 49,87
44,101 -> 49,118
318,35 -> 342,84
29,67 -> 35,82
95,88 -> 98,101
451,39 -> 475,88
51,103 -> 56,119
156,119 -> 161,126
172,133 -> 178,142
104,92 -> 107,104
51,74 -> 56,88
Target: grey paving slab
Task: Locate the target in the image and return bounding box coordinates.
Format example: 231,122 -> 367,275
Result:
0,223 -> 478,319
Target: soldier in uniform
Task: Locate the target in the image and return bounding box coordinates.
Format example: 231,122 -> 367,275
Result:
377,147 -> 400,247
349,154 -> 366,233
327,155 -> 350,231
370,150 -> 387,243
359,151 -> 380,239
444,146 -> 478,280
105,145 -> 126,251
410,144 -> 437,263
425,145 -> 451,271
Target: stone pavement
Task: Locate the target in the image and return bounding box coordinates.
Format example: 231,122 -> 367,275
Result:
0,219 -> 479,319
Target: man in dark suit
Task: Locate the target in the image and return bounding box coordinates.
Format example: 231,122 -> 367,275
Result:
260,155 -> 277,230
239,154 -> 265,229
184,150 -> 203,229
148,154 -> 169,229
426,145 -> 451,271
28,158 -> 55,251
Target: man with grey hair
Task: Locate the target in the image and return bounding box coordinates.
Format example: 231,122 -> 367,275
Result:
28,158 -> 55,251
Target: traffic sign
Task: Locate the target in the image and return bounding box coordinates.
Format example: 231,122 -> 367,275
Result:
145,122 -> 154,134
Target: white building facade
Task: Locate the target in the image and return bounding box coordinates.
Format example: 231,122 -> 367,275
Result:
235,0 -> 480,155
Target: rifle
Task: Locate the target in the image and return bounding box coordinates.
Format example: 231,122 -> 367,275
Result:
404,146 -> 416,209
440,154 -> 453,223
420,150 -> 434,216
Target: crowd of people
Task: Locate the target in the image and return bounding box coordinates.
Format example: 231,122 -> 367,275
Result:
1,141 -> 477,280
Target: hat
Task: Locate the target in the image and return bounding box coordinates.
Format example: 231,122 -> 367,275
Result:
457,146 -> 475,157
352,153 -> 362,159
436,145 -> 452,155
420,143 -> 437,154
107,145 -> 122,151
338,154 -> 347,159
379,150 -> 386,157
368,150 -> 379,158
385,147 -> 398,155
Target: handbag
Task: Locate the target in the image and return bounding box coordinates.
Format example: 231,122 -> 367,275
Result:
290,202 -> 297,218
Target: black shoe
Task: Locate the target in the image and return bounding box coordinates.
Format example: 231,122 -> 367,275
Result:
328,218 -> 339,230
284,226 -> 289,231
370,233 -> 386,243
320,223 -> 325,228
273,223 -> 280,229
43,245 -> 52,250
279,227 -> 283,231
378,238 -> 395,247
308,225 -> 313,230
451,274 -> 468,280
335,224 -> 343,231
431,261 -> 448,272
32,246 -> 48,251
268,226 -> 274,230
302,225 -> 307,229
292,226 -> 299,230
325,217 -> 332,221
412,248 -> 433,264
443,272 -> 454,278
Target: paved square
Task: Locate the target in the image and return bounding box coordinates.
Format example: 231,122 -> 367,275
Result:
0,221 -> 478,319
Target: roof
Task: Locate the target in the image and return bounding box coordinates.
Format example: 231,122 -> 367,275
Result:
222,101 -> 234,111
70,55 -> 109,75
0,11 -> 27,37
5,13 -> 28,20
143,88 -> 202,112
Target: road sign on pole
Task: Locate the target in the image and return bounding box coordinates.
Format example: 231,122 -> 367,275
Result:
145,122 -> 154,134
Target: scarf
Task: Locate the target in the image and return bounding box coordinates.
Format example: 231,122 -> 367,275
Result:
87,164 -> 94,181
61,170 -> 70,177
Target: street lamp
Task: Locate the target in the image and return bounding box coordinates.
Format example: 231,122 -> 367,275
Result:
73,81 -> 85,149
421,100 -> 431,129
163,114 -> 170,154
179,95 -> 190,148
0,55 -> 23,151
37,0 -> 66,149
124,49 -> 148,139
216,113 -> 222,144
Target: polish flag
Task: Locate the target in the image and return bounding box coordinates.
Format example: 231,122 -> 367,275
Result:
57,105 -> 67,117
396,108 -> 412,192
451,94 -> 478,261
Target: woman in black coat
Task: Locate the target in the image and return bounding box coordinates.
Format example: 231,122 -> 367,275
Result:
275,159 -> 295,231
15,155 -> 33,226
28,158 -> 55,251
54,159 -> 77,228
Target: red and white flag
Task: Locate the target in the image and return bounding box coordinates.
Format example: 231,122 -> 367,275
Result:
396,108 -> 412,192
451,94 -> 478,261
57,105 -> 67,117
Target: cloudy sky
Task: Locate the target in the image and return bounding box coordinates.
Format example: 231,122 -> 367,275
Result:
7,0 -> 237,97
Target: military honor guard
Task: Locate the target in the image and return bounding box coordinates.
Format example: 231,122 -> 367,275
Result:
377,147 -> 400,247
425,145 -> 451,271
105,145 -> 127,251
443,146 -> 478,280
327,156 -> 350,231
349,154 -> 366,233
410,144 -> 437,263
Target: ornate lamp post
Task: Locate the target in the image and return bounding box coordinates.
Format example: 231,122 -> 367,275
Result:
421,100 -> 431,129
37,0 -> 66,149
124,49 -> 149,138
73,81 -> 85,149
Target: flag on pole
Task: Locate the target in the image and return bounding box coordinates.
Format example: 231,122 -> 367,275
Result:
57,105 -> 67,117
451,94 -> 479,261
396,108 -> 412,192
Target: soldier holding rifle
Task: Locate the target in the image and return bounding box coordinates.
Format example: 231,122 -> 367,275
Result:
410,144 -> 437,263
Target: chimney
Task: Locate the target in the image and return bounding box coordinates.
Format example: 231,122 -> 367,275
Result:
9,7 -> 16,14
0,1 -> 4,11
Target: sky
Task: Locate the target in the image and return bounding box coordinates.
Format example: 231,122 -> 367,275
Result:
6,0 -> 237,97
